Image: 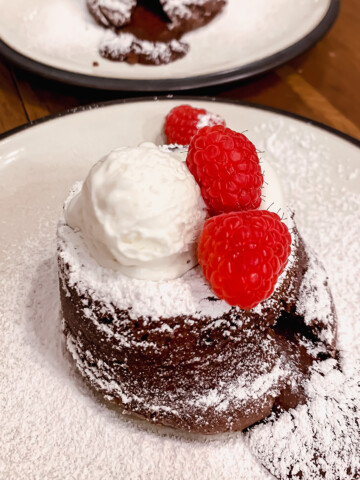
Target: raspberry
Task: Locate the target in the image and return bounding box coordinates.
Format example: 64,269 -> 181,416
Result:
198,210 -> 292,310
164,105 -> 225,145
187,125 -> 263,214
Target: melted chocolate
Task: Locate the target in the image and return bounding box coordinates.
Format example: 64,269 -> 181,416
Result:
121,0 -> 178,42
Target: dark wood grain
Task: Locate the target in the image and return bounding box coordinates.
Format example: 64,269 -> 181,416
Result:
0,61 -> 28,132
0,0 -> 359,139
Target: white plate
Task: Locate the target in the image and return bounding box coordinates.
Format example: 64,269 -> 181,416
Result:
0,0 -> 339,90
0,98 -> 359,480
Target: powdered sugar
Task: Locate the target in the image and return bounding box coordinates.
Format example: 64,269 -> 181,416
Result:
161,0 -> 216,20
63,317 -> 306,432
1,108 -> 359,479
247,359 -> 360,479
197,112 -> 225,129
87,0 -> 136,27
190,359 -> 292,411
99,31 -> 188,64
297,252 -> 333,327
92,0 -> 134,14
21,0 -> 104,61
296,249 -> 336,348
58,221 -> 231,321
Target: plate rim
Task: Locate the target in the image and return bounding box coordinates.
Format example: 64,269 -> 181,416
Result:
0,95 -> 359,149
0,0 -> 340,91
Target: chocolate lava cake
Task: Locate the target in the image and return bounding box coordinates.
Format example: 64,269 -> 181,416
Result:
58,205 -> 337,434
87,0 -> 227,64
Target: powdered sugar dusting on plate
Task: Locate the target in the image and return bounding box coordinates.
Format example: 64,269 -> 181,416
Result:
21,0 -> 104,61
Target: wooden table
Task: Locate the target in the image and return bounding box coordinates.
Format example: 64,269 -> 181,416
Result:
0,0 -> 359,139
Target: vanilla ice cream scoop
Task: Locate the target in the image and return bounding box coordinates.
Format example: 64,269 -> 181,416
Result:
65,143 -> 207,281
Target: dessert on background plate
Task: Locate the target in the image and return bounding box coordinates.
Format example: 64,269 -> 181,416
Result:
58,105 -> 338,436
0,0 -> 338,93
87,0 -> 227,64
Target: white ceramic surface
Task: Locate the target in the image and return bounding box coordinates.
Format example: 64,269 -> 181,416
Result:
0,99 -> 359,480
0,0 -> 331,81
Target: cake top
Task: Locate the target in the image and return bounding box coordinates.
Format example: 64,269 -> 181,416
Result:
58,209 -> 296,321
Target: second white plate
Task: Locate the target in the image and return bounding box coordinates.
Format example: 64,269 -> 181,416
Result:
0,0 -> 339,90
